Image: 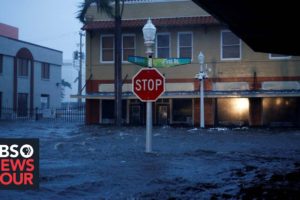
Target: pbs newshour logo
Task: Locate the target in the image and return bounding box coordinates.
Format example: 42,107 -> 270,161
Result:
0,139 -> 39,190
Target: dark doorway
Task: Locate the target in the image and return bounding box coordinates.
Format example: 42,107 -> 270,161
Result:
129,100 -> 145,125
17,93 -> 28,117
102,100 -> 115,124
130,105 -> 141,125
101,100 -> 127,124
172,99 -> 193,125
157,105 -> 168,125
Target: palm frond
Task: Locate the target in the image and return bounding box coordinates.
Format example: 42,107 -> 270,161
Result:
61,79 -> 72,89
77,0 -> 114,23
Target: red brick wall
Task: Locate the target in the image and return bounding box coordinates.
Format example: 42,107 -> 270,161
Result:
194,98 -> 215,126
249,98 -> 263,126
86,99 -> 100,124
0,23 -> 18,39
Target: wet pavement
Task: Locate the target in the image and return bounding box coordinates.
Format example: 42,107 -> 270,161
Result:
0,121 -> 300,199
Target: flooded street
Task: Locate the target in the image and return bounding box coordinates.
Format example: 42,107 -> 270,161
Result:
1,121 -> 300,199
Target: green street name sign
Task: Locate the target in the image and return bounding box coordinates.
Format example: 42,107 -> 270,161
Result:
128,56 -> 148,67
153,58 -> 191,68
128,56 -> 191,68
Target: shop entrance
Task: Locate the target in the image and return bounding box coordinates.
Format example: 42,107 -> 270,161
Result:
129,100 -> 145,125
130,105 -> 141,125
217,98 -> 249,126
157,105 -> 168,125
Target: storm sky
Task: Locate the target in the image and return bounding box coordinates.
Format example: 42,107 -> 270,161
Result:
0,0 -> 83,60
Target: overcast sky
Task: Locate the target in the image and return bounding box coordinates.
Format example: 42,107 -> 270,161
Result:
0,0 -> 83,60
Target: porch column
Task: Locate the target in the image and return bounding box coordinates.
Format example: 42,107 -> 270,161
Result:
249,98 -> 263,127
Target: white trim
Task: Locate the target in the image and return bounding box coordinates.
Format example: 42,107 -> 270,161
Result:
220,30 -> 241,61
177,32 -> 193,61
100,34 -> 114,64
156,33 -> 171,58
268,54 -> 291,60
122,34 -> 136,63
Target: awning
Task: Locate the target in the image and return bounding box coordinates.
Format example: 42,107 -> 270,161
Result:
71,90 -> 300,99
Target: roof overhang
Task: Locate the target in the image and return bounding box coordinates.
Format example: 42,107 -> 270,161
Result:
192,0 -> 300,55
83,16 -> 219,30
72,90 -> 300,100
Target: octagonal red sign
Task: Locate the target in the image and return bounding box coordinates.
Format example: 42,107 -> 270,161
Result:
132,68 -> 165,102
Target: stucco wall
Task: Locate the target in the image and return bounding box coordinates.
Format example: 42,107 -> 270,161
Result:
0,55 -> 14,107
0,36 -> 62,65
86,0 -> 209,21
34,62 -> 61,108
86,25 -> 300,83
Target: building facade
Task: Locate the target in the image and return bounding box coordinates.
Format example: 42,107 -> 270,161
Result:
81,0 -> 300,126
0,33 -> 62,118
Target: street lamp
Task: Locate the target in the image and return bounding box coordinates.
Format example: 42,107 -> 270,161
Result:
197,52 -> 207,128
143,18 -> 156,56
142,18 -> 156,153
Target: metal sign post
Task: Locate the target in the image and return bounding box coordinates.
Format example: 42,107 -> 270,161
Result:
142,18 -> 156,153
132,67 -> 165,152
146,57 -> 153,153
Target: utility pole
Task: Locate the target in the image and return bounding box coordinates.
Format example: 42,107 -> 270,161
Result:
114,0 -> 122,127
78,31 -> 84,107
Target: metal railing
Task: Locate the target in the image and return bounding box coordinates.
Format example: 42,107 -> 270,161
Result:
0,106 -> 85,122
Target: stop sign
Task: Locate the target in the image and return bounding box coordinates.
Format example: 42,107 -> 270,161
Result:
132,68 -> 165,102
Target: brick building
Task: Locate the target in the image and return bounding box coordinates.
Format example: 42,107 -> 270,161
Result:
80,0 -> 300,126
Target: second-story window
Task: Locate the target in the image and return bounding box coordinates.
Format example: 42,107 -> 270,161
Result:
178,32 -> 192,59
41,63 -> 50,79
221,30 -> 241,60
0,54 -> 3,74
156,33 -> 170,58
101,35 -> 114,63
17,58 -> 29,77
122,34 -> 135,62
269,54 -> 291,60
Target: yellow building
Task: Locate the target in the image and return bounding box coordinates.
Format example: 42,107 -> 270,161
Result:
81,0 -> 300,127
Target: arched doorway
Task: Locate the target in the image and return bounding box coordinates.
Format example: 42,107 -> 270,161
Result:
14,48 -> 34,117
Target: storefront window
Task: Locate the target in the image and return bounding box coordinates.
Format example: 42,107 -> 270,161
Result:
172,99 -> 192,124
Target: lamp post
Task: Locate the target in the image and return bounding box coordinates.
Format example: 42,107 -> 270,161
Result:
197,52 -> 206,128
142,18 -> 156,153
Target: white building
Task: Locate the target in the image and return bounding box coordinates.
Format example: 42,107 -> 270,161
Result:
0,35 -> 62,118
